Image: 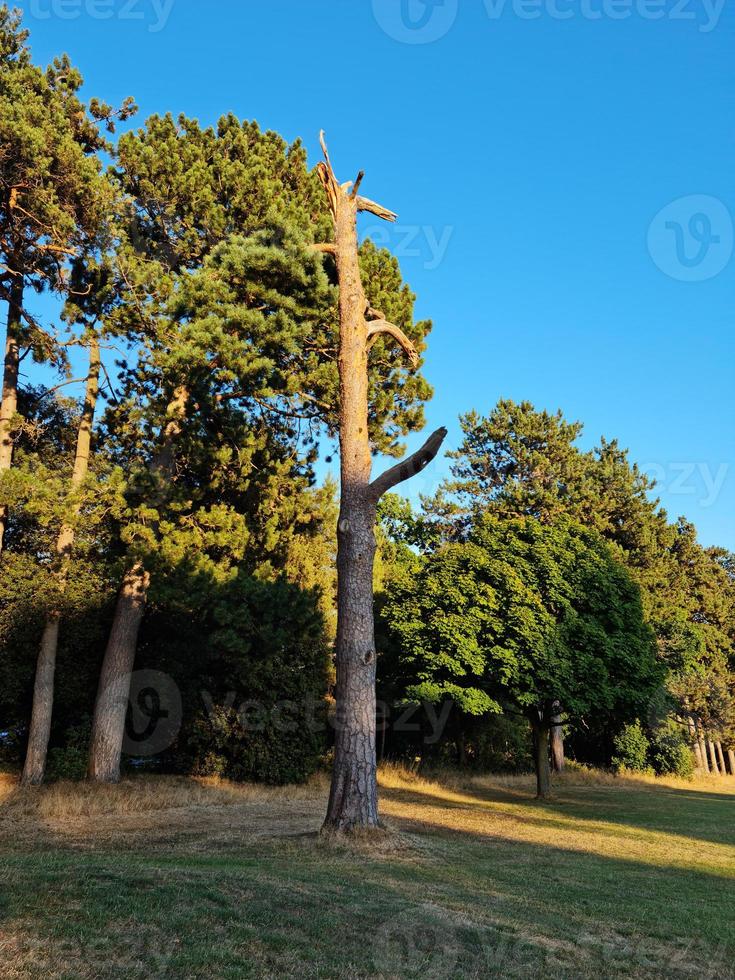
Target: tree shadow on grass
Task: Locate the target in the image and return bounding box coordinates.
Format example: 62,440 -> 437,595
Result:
1,791 -> 734,980
397,771 -> 735,849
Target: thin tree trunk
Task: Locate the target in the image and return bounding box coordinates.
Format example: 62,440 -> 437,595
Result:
727,749 -> 735,777
716,741 -> 727,774
87,385 -> 187,783
688,716 -> 704,771
22,337 -> 100,785
533,713 -> 552,800
0,274 -> 23,553
708,739 -> 720,775
695,719 -> 710,774
316,135 -> 445,832
550,701 -> 565,773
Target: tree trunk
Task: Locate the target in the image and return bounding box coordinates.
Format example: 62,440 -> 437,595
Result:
687,715 -> 704,771
320,153 -> 380,831
316,135 -> 445,832
22,337 -> 100,785
550,701 -> 565,773
533,716 -> 552,800
727,749 -> 735,777
0,275 -> 23,553
87,562 -> 150,781
716,741 -> 727,775
87,385 -> 187,782
708,739 -> 720,775
695,719 -> 710,774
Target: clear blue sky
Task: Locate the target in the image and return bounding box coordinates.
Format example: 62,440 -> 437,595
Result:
17,0 -> 735,548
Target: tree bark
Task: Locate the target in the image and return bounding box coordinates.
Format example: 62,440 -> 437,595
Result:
686,714 -> 703,771
532,713 -> 552,800
716,741 -> 727,775
87,562 -> 150,781
708,739 -> 720,775
0,274 -> 23,553
87,385 -> 187,782
550,701 -> 565,773
22,337 -> 100,785
727,749 -> 735,777
695,719 -> 710,774
316,135 -> 445,832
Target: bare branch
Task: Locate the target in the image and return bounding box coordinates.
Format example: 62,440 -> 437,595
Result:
37,243 -> 76,257
100,362 -> 120,405
319,130 -> 334,176
369,426 -> 448,501
311,242 -> 337,255
356,196 -> 397,222
26,378 -> 87,402
366,319 -> 419,368
351,171 -> 365,198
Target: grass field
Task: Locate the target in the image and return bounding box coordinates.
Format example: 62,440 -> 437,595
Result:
1,765 -> 734,979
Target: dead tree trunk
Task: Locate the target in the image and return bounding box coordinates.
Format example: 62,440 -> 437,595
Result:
87,385 -> 188,782
0,274 -> 23,553
550,701 -> 565,773
315,134 -> 446,832
22,336 -> 100,785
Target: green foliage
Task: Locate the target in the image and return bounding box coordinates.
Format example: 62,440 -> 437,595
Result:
143,574 -> 331,785
648,721 -> 695,779
45,722 -> 90,781
3,8 -> 732,793
0,4 -> 128,349
382,515 -> 660,729
611,721 -> 650,773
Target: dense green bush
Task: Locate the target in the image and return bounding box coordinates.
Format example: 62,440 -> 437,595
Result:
649,721 -> 695,779
145,574 -> 331,785
45,723 -> 91,781
612,721 -> 650,773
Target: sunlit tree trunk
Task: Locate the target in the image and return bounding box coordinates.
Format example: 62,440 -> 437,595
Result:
695,719 -> 710,774
716,741 -> 727,775
22,337 -> 100,784
708,739 -> 720,775
88,385 -> 188,782
550,701 -> 565,773
315,135 -> 446,832
687,716 -> 704,771
727,749 -> 735,777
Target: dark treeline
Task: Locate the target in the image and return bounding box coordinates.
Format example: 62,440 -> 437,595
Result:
1,8 -> 733,803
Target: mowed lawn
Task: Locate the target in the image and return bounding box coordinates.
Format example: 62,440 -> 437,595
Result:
1,767 -> 734,979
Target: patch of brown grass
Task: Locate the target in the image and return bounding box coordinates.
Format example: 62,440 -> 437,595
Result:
0,772 -> 331,851
0,772 -> 326,821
